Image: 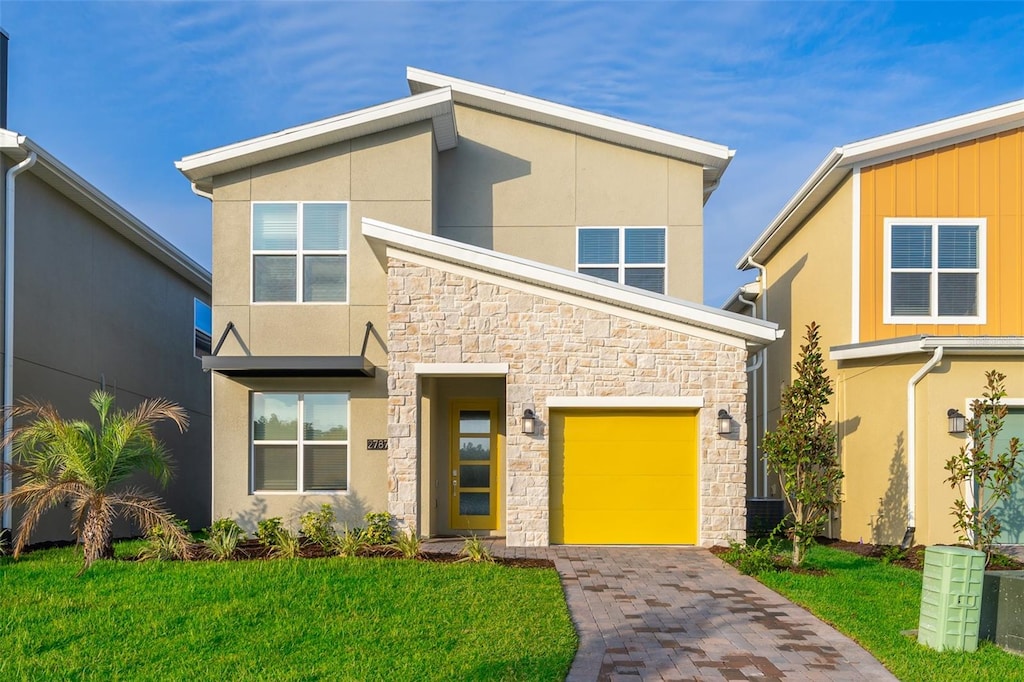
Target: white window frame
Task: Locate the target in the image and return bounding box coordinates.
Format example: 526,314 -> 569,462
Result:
250,391 -> 351,494
250,201 -> 350,304
193,298 -> 212,359
575,226 -> 667,294
883,218 -> 986,325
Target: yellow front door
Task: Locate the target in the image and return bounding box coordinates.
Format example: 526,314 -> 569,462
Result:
450,400 -> 500,531
550,410 -> 698,544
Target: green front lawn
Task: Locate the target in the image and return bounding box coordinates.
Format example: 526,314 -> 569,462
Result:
755,545 -> 1021,681
0,545 -> 576,681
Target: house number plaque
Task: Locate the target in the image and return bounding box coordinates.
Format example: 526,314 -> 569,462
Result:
366,439 -> 388,450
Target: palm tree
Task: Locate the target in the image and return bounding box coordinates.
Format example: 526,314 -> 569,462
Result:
0,390 -> 191,572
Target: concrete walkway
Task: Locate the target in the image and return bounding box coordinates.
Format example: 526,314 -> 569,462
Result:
425,540 -> 896,681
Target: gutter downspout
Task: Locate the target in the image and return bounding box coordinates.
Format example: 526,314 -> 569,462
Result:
738,292 -> 762,497
906,346 -> 944,535
190,182 -> 213,201
187,179 -> 215,524
746,256 -> 769,498
3,151 -> 37,533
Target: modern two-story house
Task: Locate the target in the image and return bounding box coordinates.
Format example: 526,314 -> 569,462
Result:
729,100 -> 1024,547
177,69 -> 781,547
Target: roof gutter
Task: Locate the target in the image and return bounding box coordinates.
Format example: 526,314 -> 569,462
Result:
735,148 -> 844,270
3,151 -> 37,533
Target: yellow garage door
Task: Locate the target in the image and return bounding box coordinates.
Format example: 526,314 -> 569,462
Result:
550,410 -> 698,544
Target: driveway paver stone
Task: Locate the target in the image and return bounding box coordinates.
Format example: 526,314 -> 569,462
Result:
425,540 -> 897,681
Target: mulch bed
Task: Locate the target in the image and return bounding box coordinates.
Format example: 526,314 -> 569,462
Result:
14,537 -> 555,569
709,537 -> 1024,573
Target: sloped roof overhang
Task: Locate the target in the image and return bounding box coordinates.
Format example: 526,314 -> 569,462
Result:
362,218 -> 781,350
736,99 -> 1024,270
830,335 -> 1024,362
407,67 -> 735,203
176,88 -> 458,193
0,130 -> 211,292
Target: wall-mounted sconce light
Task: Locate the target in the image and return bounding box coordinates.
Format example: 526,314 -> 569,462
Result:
947,408 -> 966,435
717,409 -> 732,436
522,408 -> 536,435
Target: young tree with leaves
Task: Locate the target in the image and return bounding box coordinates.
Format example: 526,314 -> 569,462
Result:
762,322 -> 842,566
0,391 -> 191,573
945,370 -> 1021,561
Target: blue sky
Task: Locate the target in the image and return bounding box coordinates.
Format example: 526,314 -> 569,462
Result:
1,2 -> 1022,306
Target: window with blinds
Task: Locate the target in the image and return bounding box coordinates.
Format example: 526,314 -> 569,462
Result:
577,227 -> 666,294
252,202 -> 348,303
252,392 -> 349,492
884,219 -> 985,324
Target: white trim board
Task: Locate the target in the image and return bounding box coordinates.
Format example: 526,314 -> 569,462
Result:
414,363 -> 509,376
546,396 -> 704,409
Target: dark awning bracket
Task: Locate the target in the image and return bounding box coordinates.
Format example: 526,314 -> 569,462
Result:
203,320 -> 376,378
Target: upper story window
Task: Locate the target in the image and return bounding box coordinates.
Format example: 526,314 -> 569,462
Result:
252,202 -> 348,303
194,298 -> 212,358
252,392 -> 349,493
884,218 -> 986,324
577,227 -> 666,294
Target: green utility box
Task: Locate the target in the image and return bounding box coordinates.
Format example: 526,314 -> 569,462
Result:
918,546 -> 986,652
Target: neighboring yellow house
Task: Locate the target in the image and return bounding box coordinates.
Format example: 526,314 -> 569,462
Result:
728,100 -> 1024,548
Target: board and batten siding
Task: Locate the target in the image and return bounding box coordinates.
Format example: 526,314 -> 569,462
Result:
858,127 -> 1023,341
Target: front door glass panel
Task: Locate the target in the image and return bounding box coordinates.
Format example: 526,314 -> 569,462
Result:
451,401 -> 499,530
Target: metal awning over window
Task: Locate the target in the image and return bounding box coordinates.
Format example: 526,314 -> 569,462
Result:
202,355 -> 374,378
203,320 -> 376,378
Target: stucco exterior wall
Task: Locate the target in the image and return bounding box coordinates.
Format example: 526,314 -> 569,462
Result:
206,123 -> 435,528
4,163 -> 211,539
436,105 -> 705,302
837,355 -> 1024,546
386,256 -> 748,547
753,175 -> 853,499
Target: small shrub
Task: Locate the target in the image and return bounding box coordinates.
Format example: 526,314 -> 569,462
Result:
334,528 -> 368,558
139,518 -> 192,562
300,504 -> 338,550
880,545 -> 907,565
721,538 -> 778,576
269,527 -> 301,559
256,517 -> 286,546
392,530 -> 422,559
204,518 -> 245,561
363,512 -> 394,546
988,551 -> 1018,568
256,517 -> 300,558
457,535 -> 494,563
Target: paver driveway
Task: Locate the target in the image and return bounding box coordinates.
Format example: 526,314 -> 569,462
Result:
426,540 -> 897,681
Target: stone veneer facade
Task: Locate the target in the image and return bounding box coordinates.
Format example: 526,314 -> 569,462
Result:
386,257 -> 749,547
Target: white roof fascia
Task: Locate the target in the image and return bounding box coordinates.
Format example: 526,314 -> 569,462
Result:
0,132 -> 211,291
737,99 -> 1024,270
735,149 -> 844,269
830,336 -> 1024,361
362,217 -> 780,347
841,99 -> 1024,166
406,67 -> 735,194
176,88 -> 457,191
